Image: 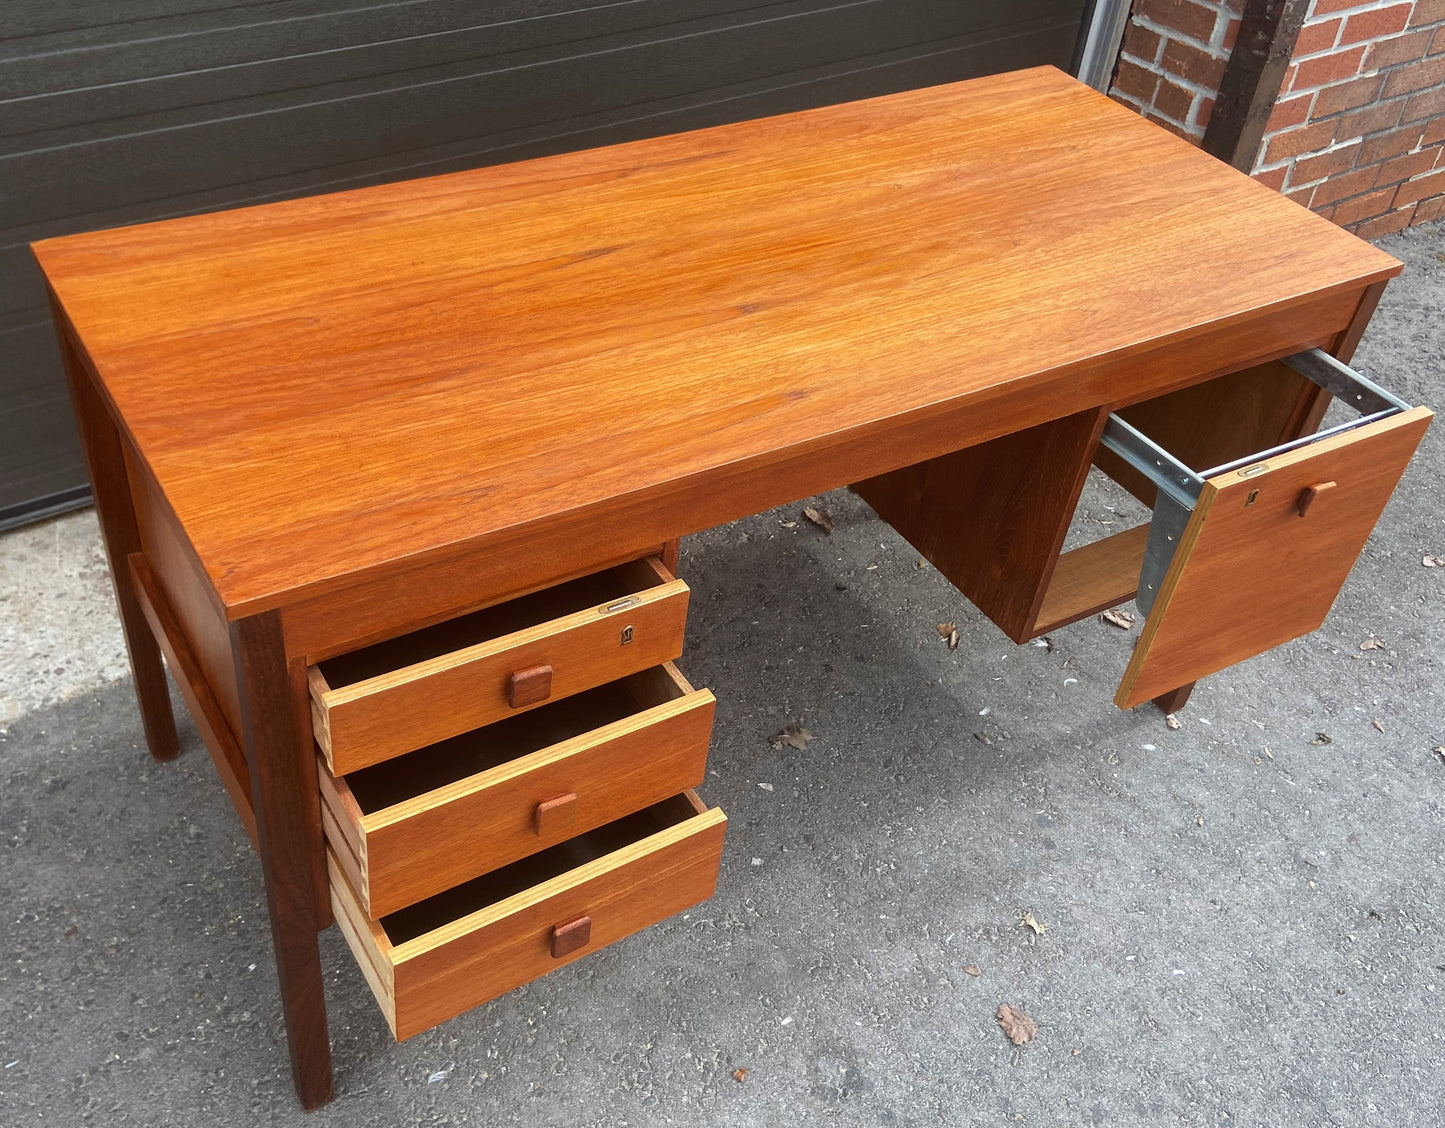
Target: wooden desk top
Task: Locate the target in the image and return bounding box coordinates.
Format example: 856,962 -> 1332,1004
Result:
35,66 -> 1399,622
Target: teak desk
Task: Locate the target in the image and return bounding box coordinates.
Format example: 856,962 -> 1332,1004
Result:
34,67 -> 1431,1107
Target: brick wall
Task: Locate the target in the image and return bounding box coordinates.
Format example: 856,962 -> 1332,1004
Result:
1255,0 -> 1445,233
1109,0 -> 1445,234
1111,0 -> 1247,140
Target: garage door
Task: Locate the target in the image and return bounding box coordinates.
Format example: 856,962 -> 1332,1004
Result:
0,0 -> 1093,529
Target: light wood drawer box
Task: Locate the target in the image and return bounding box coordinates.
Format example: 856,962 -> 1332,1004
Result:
319,662 -> 715,917
330,789 -> 726,1040
309,556 -> 689,774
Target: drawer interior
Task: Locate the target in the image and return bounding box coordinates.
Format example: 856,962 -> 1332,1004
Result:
318,556 -> 671,689
341,665 -> 688,814
378,792 -> 705,945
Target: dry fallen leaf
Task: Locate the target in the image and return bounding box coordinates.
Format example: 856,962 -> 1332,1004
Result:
1310,732 -> 1333,746
1165,713 -> 1181,731
1424,555 -> 1442,567
963,965 -> 982,977
997,1004 -> 1039,1046
1196,815 -> 1205,827
803,506 -> 834,533
770,725 -> 815,750
1372,719 -> 1385,734
935,620 -> 960,650
1100,608 -> 1136,630
1360,637 -> 1385,651
1020,910 -> 1048,936
1434,746 -> 1445,765
732,1067 -> 750,1083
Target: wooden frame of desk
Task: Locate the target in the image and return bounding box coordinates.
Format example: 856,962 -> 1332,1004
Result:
34,67 -> 1420,1107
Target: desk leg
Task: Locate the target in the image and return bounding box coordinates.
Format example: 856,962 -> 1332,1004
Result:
232,611 -> 334,1109
56,314 -> 179,762
1152,682 -> 1195,715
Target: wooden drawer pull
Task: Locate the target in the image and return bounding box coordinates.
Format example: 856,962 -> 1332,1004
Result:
551,915 -> 592,959
534,792 -> 577,836
508,663 -> 553,708
1297,480 -> 1337,516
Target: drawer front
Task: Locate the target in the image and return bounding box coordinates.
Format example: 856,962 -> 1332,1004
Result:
310,556 -> 689,774
329,792 -> 726,1040
1116,405 -> 1432,707
320,664 -> 716,917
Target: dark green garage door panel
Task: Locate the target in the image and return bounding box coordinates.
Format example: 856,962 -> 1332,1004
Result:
0,0 -> 1090,528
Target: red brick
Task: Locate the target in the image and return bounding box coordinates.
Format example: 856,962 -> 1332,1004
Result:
1293,17 -> 1343,57
1109,89 -> 1144,110
1414,193 -> 1445,222
1192,95 -> 1216,130
1433,25 -> 1445,55
1340,3 -> 1413,44
1403,85 -> 1445,122
1311,0 -> 1371,14
1284,184 -> 1316,209
1291,141 -> 1361,184
1291,45 -> 1368,91
1377,144 -> 1445,184
1223,14 -> 1241,50
1338,100 -> 1405,140
1268,93 -> 1314,131
1145,110 -> 1199,142
1409,0 -> 1445,26
1313,74 -> 1385,116
1367,29 -> 1434,69
1253,165 -> 1288,191
1134,0 -> 1219,44
1382,56 -> 1445,98
1123,21 -> 1165,64
1358,124 -> 1426,163
1264,118 -> 1339,162
1395,166 -> 1445,205
1112,58 -> 1161,103
1154,76 -> 1197,122
1332,187 -> 1397,225
1350,205 -> 1416,237
1311,164 -> 1380,206
1162,38 -> 1228,88
1424,116 -> 1445,146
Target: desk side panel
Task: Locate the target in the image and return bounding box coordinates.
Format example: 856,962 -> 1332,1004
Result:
126,447 -> 243,739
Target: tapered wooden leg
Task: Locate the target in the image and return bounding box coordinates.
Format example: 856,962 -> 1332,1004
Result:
659,538 -> 681,575
55,309 -> 179,762
1153,682 -> 1195,715
231,611 -> 333,1109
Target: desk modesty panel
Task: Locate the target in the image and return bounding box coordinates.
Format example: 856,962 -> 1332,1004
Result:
33,67 -> 1427,1109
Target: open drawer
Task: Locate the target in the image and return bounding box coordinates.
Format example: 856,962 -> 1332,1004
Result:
319,663 -> 715,917
330,790 -> 726,1040
1101,350 -> 1431,706
309,555 -> 690,774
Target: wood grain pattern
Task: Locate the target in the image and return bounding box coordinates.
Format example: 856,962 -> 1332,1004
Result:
319,662 -> 715,917
328,790 -> 726,1041
310,561 -> 689,773
1032,525 -> 1150,637
53,299 -> 179,761
129,553 -> 256,845
855,407 -> 1107,642
1116,406 -> 1432,707
230,611 -> 333,1108
32,67 -> 1400,633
